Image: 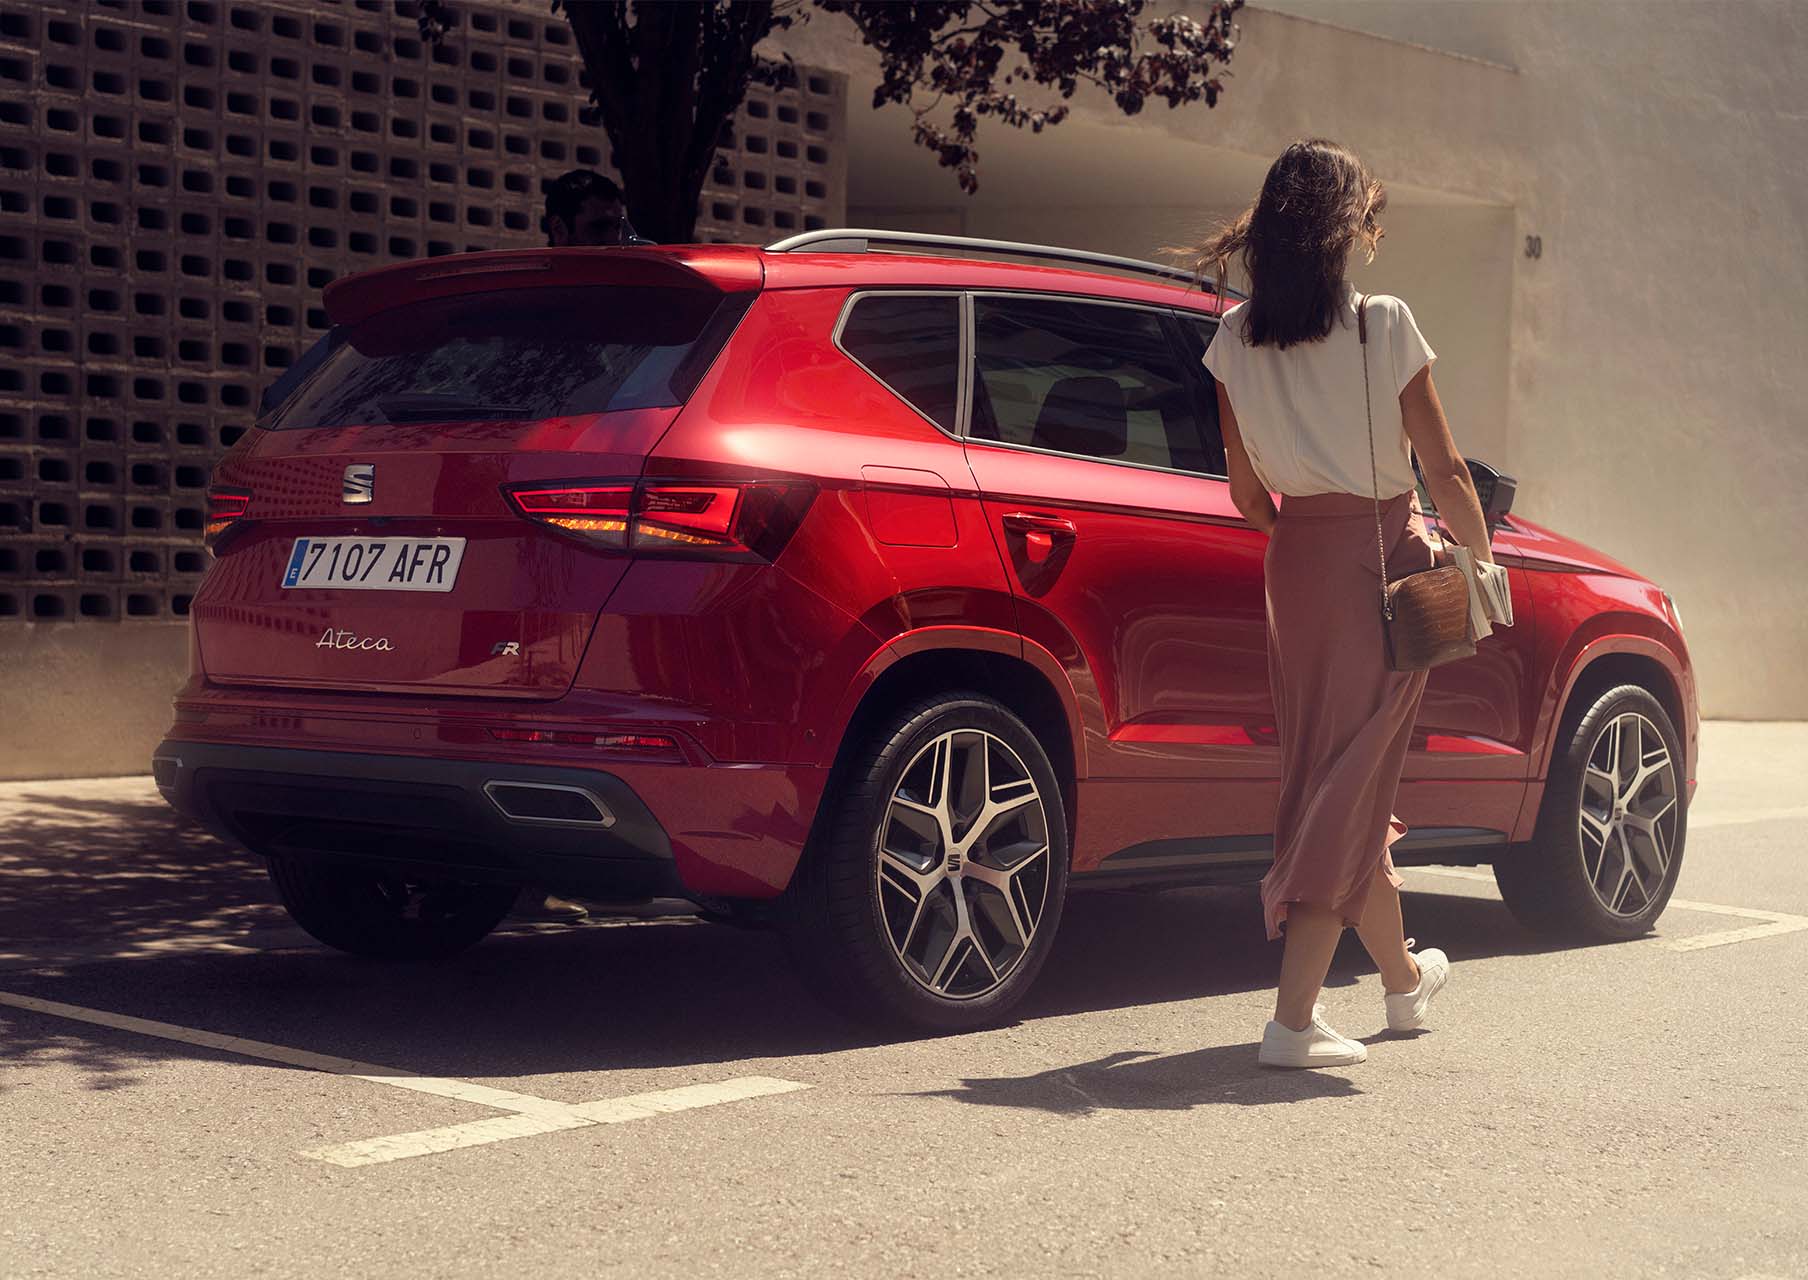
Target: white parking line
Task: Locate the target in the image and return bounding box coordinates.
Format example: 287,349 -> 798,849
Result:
305,1077 -> 810,1169
307,1111 -> 596,1168
0,990 -> 809,1167
1406,867 -> 1808,951
0,989 -> 577,1112
1661,901 -> 1808,952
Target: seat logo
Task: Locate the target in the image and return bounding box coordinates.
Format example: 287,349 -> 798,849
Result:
342,464 -> 375,504
946,850 -> 963,875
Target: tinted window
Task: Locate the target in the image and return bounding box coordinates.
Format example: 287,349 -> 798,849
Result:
1174,316 -> 1230,475
972,297 -> 1210,472
266,285 -> 740,430
838,292 -> 961,432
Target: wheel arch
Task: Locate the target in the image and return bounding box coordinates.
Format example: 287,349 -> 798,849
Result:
817,631 -> 1084,847
1543,636 -> 1690,782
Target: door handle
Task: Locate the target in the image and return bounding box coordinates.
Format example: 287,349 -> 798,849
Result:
999,511 -> 1077,536
999,511 -> 1075,565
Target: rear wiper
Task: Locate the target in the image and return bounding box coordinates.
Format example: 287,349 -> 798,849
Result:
375,393 -> 529,422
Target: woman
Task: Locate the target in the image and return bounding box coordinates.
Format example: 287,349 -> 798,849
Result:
1194,140 -> 1498,1068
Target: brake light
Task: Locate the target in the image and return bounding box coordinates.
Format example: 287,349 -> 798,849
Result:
505,479 -> 814,561
204,486 -> 252,553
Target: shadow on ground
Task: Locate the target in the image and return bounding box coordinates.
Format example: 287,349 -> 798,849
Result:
905,1042 -> 1363,1112
0,782 -> 277,948
0,778 -> 1616,1100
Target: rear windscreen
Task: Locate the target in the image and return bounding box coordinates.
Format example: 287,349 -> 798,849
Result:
264,285 -> 747,430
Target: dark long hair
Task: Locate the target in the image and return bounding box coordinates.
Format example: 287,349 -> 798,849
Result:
1177,139 -> 1387,351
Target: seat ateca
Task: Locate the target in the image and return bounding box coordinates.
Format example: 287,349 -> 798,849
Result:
156,231 -> 1699,1029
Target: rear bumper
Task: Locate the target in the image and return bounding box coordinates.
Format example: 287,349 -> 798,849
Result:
154,740 -> 687,900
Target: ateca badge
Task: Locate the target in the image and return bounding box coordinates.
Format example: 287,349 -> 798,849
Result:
316,628 -> 393,652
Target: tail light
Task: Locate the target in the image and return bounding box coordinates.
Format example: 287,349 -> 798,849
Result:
204,486 -> 253,553
506,478 -> 814,562
507,485 -> 632,541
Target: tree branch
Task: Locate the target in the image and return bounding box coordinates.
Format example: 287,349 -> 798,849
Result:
427,0 -> 1245,232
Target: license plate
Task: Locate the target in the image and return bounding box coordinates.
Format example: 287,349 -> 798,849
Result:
280,537 -> 466,592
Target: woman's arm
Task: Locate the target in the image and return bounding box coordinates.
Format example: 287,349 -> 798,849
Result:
1214,379 -> 1278,534
1399,366 -> 1495,564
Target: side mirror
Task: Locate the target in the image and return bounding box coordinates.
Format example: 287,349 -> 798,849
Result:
1410,456 -> 1517,528
1464,457 -> 1517,527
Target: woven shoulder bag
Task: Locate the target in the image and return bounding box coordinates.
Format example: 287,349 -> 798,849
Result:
1356,293 -> 1477,671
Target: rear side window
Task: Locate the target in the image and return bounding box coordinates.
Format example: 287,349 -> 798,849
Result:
971,296 -> 1210,473
265,285 -> 745,430
1173,316 -> 1230,475
837,292 -> 961,432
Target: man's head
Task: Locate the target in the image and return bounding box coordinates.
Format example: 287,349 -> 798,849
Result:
545,169 -> 632,246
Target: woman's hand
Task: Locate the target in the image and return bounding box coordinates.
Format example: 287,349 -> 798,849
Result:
1214,378 -> 1278,534
1400,367 -> 1495,565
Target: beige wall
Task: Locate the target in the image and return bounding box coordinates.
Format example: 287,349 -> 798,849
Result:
0,625 -> 189,781
780,1 -> 1808,718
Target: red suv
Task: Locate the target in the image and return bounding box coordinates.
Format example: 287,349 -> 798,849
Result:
155,230 -> 1698,1029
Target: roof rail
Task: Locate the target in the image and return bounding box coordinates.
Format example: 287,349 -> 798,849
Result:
763,227 -> 1244,301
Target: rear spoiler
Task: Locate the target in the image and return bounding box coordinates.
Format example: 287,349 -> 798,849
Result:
322,246 -> 765,327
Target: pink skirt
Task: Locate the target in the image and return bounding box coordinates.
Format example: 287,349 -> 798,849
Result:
1260,487 -> 1435,941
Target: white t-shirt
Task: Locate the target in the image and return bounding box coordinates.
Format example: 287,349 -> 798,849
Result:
1201,280 -> 1436,499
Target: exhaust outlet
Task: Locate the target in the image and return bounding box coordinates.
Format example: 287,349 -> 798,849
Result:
483,781 -> 617,828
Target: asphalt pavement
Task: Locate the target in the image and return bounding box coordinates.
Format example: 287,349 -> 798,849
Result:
1,721 -> 1804,1279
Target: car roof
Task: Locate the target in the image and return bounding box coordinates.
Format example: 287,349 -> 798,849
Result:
756,249 -> 1237,318
323,242 -> 1240,327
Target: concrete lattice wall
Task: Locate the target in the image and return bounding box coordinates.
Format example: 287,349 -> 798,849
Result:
0,0 -> 846,778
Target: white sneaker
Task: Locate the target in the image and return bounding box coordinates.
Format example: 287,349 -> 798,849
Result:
1258,1003 -> 1367,1068
1383,946 -> 1450,1031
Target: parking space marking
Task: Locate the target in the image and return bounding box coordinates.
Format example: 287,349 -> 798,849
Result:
304,1111 -> 602,1168
0,990 -> 810,1166
304,1077 -> 810,1169
0,989 -> 586,1116
1660,901 -> 1808,951
1406,868 -> 1808,951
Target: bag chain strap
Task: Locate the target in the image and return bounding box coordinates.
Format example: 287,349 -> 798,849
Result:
1358,292 -> 1392,622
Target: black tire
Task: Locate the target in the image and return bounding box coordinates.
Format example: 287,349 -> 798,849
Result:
782,692 -> 1070,1032
1494,683 -> 1687,941
267,855 -> 518,960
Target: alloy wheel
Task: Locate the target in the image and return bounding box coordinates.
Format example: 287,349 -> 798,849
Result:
1576,710 -> 1680,917
876,728 -> 1052,1000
